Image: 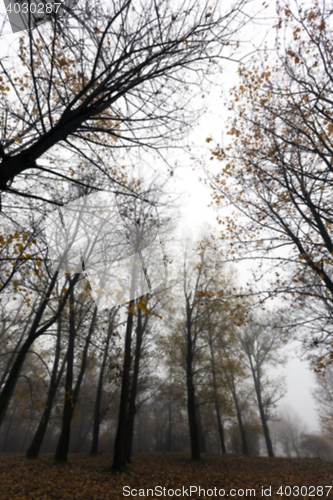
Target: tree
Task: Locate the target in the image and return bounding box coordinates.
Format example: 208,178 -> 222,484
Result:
54,281 -> 77,461
201,268 -> 246,455
274,407 -> 307,458
0,0 -> 248,211
160,232 -> 247,459
111,181 -> 168,471
181,236 -> 224,461
237,315 -> 285,457
208,0 -> 333,364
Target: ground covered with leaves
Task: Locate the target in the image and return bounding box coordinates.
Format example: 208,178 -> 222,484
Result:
0,453 -> 333,500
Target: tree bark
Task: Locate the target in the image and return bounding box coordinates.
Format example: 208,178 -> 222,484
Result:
55,283 -> 76,462
112,259 -> 139,472
229,374 -> 248,455
229,373 -> 248,455
208,339 -> 226,454
254,376 -> 274,457
125,305 -> 144,462
167,372 -> 172,452
215,401 -> 226,454
71,305 -> 97,412
111,301 -> 134,471
90,308 -> 114,456
185,297 -> 201,461
236,406 -> 248,456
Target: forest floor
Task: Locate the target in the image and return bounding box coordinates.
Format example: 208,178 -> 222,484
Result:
0,452 -> 333,500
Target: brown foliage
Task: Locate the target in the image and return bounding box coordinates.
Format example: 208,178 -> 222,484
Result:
0,453 -> 333,500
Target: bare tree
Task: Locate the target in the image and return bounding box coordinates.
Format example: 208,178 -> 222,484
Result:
275,407 -> 307,458
238,315 -> 285,457
0,0 -> 249,211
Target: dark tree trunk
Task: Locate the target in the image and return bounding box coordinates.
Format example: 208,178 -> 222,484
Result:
229,373 -> 248,455
167,380 -> 172,452
90,308 -> 114,456
224,349 -> 248,456
71,306 -> 97,412
26,315 -> 63,459
138,412 -> 142,454
55,284 -> 76,462
186,374 -> 200,460
125,305 -> 144,462
215,402 -> 226,454
255,379 -> 274,457
185,297 -> 201,461
209,340 -> 226,454
111,301 -> 134,471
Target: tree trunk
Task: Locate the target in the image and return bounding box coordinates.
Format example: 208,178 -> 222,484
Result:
215,402 -> 226,454
185,298 -> 201,461
111,302 -> 134,471
125,305 -> 144,462
90,308 -> 114,456
138,412 -> 142,454
229,376 -> 248,455
71,306 -> 97,413
55,283 -> 76,462
223,347 -> 248,456
209,337 -> 226,453
167,376 -> 172,452
26,315 -> 66,459
255,379 -> 274,457
236,407 -> 248,455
